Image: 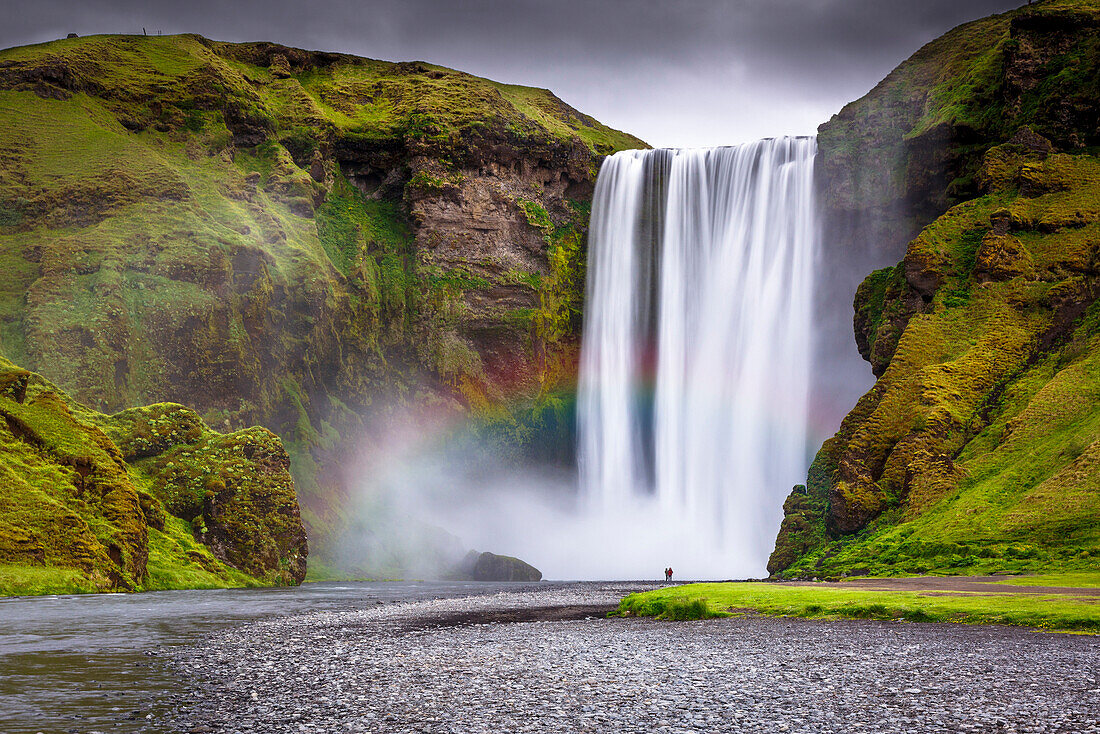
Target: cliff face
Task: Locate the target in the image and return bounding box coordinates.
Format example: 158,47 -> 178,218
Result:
772,0 -> 1100,578
0,34 -> 644,574
0,354 -> 306,594
811,0 -> 1100,438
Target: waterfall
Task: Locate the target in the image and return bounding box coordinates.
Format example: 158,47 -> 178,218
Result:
577,137 -> 817,579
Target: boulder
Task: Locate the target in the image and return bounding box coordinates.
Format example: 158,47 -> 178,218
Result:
468,551 -> 542,582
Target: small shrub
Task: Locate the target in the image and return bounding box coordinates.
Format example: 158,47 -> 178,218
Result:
903,608 -> 936,623
661,597 -> 713,620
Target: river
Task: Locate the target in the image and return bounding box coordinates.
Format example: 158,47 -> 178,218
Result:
0,581 -> 550,733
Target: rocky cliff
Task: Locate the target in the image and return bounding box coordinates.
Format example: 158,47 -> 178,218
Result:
0,33 -> 644,578
811,0 -> 1100,437
0,354 -> 306,594
771,0 -> 1100,578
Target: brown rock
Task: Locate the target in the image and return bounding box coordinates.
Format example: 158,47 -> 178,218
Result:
974,233 -> 1035,282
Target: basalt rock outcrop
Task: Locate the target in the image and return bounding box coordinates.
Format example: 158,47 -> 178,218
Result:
772,0 -> 1100,579
457,550 -> 543,582
0,354 -> 306,594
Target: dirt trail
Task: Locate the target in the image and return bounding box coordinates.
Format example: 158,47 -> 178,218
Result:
782,575 -> 1100,598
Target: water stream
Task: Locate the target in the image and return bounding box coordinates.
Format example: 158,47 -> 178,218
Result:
0,581 -> 537,733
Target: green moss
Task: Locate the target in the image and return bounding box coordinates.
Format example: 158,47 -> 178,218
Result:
427,268 -> 491,292
0,353 -> 306,596
531,200 -> 588,346
516,197 -> 554,233
315,171 -> 413,278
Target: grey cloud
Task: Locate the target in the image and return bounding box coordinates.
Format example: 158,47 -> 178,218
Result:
1,0 -> 1024,146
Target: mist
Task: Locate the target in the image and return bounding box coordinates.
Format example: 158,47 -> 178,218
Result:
337,414 -> 769,582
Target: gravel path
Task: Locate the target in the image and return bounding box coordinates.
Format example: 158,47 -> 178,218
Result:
169,583 -> 1100,733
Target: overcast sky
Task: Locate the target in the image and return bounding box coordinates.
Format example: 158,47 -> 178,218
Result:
3,0 -> 1024,148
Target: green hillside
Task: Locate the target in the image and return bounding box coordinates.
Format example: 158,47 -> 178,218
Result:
0,33 -> 644,580
771,0 -> 1100,579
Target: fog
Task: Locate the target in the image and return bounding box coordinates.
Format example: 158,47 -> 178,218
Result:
338,415 -> 770,582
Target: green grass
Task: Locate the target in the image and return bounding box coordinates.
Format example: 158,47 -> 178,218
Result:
142,515 -> 257,591
619,581 -> 1100,632
0,563 -> 106,596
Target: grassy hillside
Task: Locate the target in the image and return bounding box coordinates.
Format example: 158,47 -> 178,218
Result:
819,0 -> 1100,227
773,134 -> 1100,578
0,353 -> 306,595
772,0 -> 1100,579
0,33 -> 644,577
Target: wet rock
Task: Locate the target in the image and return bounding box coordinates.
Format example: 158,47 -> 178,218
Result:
471,551 -> 543,582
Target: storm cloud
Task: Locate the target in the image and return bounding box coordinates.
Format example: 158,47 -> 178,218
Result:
2,0 -> 1024,146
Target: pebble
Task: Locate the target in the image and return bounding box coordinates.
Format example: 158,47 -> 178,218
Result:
167,583 -> 1100,733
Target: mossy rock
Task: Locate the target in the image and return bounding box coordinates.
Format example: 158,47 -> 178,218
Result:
0,353 -> 307,595
140,425 -> 307,585
103,403 -> 206,460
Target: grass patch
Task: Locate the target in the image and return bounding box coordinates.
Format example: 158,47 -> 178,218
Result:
614,593 -> 727,620
0,563 -> 104,596
618,582 -> 1100,632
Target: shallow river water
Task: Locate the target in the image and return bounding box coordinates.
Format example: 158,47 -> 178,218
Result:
0,580 -> 544,733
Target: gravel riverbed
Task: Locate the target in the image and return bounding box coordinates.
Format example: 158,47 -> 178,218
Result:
169,582 -> 1100,733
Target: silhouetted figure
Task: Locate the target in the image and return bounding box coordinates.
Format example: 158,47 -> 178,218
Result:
665,567 -> 673,582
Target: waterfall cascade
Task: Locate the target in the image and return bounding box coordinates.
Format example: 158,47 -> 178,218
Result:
577,137 -> 817,578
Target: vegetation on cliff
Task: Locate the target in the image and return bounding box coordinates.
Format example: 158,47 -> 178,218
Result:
0,354 -> 306,595
772,0 -> 1100,579
818,0 -> 1100,238
0,33 -> 644,579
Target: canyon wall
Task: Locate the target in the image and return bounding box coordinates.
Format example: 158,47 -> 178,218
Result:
772,0 -> 1100,578
0,33 -> 644,579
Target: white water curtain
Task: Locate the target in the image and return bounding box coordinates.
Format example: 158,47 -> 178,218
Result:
577,138 -> 817,578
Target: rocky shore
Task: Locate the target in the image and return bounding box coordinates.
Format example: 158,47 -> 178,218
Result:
168,583 -> 1100,733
